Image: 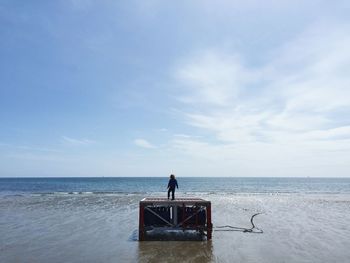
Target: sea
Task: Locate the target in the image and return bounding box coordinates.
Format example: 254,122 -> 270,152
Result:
1,177 -> 350,263
1,177 -> 350,196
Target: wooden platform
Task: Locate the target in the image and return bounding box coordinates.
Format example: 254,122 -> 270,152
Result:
139,197 -> 212,241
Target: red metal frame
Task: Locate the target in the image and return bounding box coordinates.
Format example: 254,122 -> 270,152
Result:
138,198 -> 212,241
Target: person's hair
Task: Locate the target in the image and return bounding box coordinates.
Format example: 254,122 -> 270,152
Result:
170,174 -> 175,179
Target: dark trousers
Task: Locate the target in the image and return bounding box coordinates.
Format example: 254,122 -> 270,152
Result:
168,187 -> 175,200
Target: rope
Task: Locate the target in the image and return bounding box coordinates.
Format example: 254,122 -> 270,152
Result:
214,213 -> 263,234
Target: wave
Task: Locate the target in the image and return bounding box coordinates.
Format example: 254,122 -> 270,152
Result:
28,191 -> 153,196
1,190 -> 349,198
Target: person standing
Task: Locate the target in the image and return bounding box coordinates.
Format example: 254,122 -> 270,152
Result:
167,174 -> 178,200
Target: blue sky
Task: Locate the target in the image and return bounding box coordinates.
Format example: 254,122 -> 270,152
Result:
1,0 -> 350,177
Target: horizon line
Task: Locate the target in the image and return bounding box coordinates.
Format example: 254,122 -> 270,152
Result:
0,176 -> 349,179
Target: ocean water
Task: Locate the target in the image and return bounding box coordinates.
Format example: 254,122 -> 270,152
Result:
1,177 -> 350,195
1,177 -> 350,263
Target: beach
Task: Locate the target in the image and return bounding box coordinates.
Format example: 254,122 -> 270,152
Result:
2,0 -> 350,260
1,191 -> 350,263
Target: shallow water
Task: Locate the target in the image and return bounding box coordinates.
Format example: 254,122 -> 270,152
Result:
1,192 -> 350,263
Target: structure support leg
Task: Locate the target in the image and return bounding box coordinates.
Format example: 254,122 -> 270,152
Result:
139,204 -> 145,241
206,204 -> 212,240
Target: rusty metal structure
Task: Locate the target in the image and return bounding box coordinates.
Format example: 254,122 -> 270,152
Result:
139,197 -> 212,241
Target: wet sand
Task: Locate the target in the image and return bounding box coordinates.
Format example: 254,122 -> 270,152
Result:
1,193 -> 350,262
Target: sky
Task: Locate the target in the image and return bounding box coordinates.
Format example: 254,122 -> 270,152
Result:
0,0 -> 350,177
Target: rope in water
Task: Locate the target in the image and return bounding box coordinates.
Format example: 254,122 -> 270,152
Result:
214,213 -> 263,234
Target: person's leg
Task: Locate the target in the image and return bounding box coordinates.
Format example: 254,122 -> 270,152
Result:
168,188 -> 171,199
171,189 -> 175,200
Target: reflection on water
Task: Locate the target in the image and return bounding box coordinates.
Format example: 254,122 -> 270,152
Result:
138,240 -> 213,263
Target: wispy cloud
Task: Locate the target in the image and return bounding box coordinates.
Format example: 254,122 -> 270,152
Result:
134,138 -> 156,149
6,152 -> 67,162
0,142 -> 61,153
169,22 -> 350,176
176,51 -> 249,106
175,23 -> 350,145
61,136 -> 95,146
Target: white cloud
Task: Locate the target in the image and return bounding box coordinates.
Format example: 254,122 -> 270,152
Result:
134,138 -> 156,149
68,0 -> 94,10
175,23 -> 350,144
176,51 -> 254,106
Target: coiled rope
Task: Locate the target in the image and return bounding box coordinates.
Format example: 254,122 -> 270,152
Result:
214,213 -> 263,234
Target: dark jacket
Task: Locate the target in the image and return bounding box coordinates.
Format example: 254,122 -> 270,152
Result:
168,178 -> 178,189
